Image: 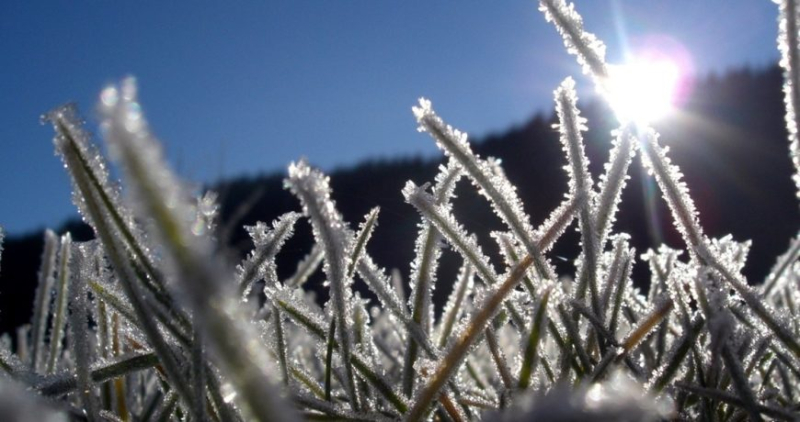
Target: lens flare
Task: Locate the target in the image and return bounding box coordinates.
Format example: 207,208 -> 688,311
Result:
605,59 -> 680,124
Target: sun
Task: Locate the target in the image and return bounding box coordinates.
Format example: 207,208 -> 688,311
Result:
604,58 -> 681,125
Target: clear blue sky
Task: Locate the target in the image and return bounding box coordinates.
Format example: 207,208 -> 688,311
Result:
0,1 -> 778,235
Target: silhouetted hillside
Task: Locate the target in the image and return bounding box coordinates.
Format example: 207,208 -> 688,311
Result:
2,65 -> 797,335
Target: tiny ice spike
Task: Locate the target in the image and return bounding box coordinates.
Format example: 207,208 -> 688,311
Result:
2,1 -> 800,421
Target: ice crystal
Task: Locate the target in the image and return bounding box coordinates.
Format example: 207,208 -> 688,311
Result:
238,212 -> 301,297
639,129 -> 705,252
539,0 -> 608,84
776,0 -> 800,201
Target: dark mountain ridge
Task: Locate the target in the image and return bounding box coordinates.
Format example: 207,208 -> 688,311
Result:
1,65 -> 797,335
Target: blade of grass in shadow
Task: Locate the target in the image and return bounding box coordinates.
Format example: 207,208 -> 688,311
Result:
647,317 -> 705,393
484,325 -> 514,391
30,230 -> 58,372
37,352 -> 158,396
675,383 -> 797,422
437,264 -> 474,350
324,319 -> 336,402
273,293 -> 409,414
518,287 -> 552,390
720,342 -> 764,422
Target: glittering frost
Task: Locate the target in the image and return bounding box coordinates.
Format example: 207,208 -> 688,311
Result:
775,0 -> 800,202
237,211 -> 301,298
99,78 -> 299,421
407,160 -> 463,334
594,126 -> 637,246
413,98 -> 554,281
285,158 -> 360,408
639,128 -> 705,252
403,180 -> 499,287
539,0 -> 609,84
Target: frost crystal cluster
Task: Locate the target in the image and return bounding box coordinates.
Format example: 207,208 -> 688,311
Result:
1,1 -> 800,421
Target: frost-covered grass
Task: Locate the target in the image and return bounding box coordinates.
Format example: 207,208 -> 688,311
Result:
1,1 -> 800,421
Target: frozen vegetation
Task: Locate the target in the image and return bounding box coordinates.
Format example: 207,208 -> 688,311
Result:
1,1 -> 800,421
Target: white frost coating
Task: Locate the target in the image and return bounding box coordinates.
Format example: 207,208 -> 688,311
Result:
98,78 -> 209,267
707,235 -> 750,276
31,230 -> 58,372
413,98 -> 555,282
775,0 -> 800,202
407,160 -> 463,335
533,194 -> 580,254
555,78 -> 599,308
237,211 -> 301,297
555,78 -> 594,205
436,263 -> 474,349
67,242 -> 101,421
639,128 -> 705,252
284,158 -> 360,409
762,231 -> 800,297
349,207 -> 380,280
594,126 -> 637,247
43,104 -> 153,266
99,78 -> 300,422
402,181 -> 500,287
538,0 -> 609,85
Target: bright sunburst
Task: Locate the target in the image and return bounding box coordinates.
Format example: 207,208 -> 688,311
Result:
605,59 -> 680,125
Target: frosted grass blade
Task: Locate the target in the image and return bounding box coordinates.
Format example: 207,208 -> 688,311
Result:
237,212 -> 301,297
68,243 -> 101,421
437,264 -> 474,349
99,78 -> 298,422
30,230 -> 58,372
46,233 -> 72,375
37,352 -> 158,396
555,78 -> 600,315
777,0 -> 800,202
404,161 -> 462,395
762,232 -> 800,297
413,99 -> 556,282
404,254 -> 536,422
518,287 -> 552,390
347,207 -> 380,280
594,127 -> 636,247
324,319 -> 335,402
539,0 -> 608,83
285,159 -> 359,410
44,106 -> 172,309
